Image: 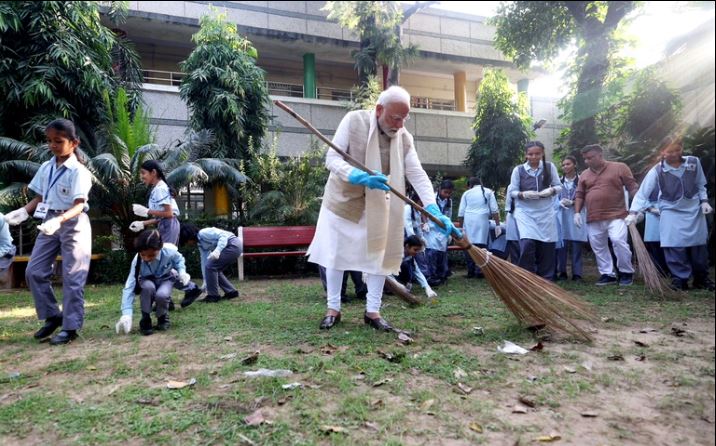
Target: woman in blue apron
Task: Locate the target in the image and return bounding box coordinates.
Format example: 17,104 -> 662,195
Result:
3,119 -> 93,345
628,136 -> 713,291
555,156 -> 588,281
458,177 -> 500,278
130,160 -> 179,245
508,141 -> 562,280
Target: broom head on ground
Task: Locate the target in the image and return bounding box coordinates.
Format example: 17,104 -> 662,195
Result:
627,223 -> 678,299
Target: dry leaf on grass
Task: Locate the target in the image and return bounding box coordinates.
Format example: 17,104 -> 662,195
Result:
371,399 -> 384,408
633,340 -> 649,347
219,353 -> 238,360
607,354 -> 624,361
241,351 -> 260,365
453,368 -> 468,379
372,378 -> 393,387
580,411 -> 599,417
397,332 -> 413,345
377,350 -> 405,363
456,383 -> 473,395
244,409 -> 266,426
469,422 -> 483,433
530,342 -> 544,351
563,366 -> 577,374
420,399 -> 435,411
635,354 -> 646,361
364,421 -> 380,431
518,396 -> 536,408
166,378 -> 196,389
639,327 -> 657,333
535,433 -> 562,442
512,404 -> 528,414
281,382 -> 303,390
320,425 -> 346,434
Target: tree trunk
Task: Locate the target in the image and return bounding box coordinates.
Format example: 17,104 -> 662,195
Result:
382,65 -> 389,90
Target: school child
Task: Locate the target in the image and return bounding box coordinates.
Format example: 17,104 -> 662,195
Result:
628,136 -> 714,291
508,141 -> 562,280
178,223 -> 242,303
116,230 -> 193,335
403,191 -> 430,278
504,185 -> 521,265
129,160 -> 179,244
458,177 -> 500,278
394,235 -> 437,298
424,180 -> 454,286
0,213 -> 17,274
3,119 -> 93,345
555,156 -> 588,281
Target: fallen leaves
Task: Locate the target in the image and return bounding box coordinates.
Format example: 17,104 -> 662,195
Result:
607,354 -> 625,361
244,409 -> 268,426
166,378 -> 196,389
518,396 -> 536,408
377,350 -> 405,363
468,422 -> 483,433
241,351 -> 260,365
633,340 -> 649,348
580,411 -> 599,418
320,425 -> 346,434
455,382 -> 473,395
535,433 -> 562,442
397,332 -> 414,345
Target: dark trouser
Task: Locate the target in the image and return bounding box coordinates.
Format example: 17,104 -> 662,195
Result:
556,240 -> 583,278
397,257 -> 415,286
319,267 -> 366,298
663,245 -> 709,282
158,217 -> 180,245
645,242 -> 669,278
464,243 -> 487,276
518,239 -> 556,281
140,278 -> 174,317
205,241 -> 242,296
414,251 -> 430,279
507,240 -> 521,265
26,212 -> 91,331
425,248 -> 448,285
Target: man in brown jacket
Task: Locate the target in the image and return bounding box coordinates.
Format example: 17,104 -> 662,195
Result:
574,144 -> 639,286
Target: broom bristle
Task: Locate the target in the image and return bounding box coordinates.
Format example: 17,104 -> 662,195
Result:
627,224 -> 677,298
466,246 -> 596,342
384,275 -> 422,305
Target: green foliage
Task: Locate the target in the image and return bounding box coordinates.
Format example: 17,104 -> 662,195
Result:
0,1 -> 142,143
242,137 -> 328,226
179,9 -> 269,160
464,69 -> 532,190
346,75 -> 382,111
683,126 -> 715,202
493,1 -> 637,149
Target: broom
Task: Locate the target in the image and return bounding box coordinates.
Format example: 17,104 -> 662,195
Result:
274,100 -> 596,342
627,222 -> 676,298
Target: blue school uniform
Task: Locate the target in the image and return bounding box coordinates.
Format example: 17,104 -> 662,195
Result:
149,180 -> 179,244
197,227 -> 242,296
25,154 -> 93,331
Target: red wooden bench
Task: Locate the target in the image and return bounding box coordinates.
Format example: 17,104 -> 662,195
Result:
237,226 -> 315,280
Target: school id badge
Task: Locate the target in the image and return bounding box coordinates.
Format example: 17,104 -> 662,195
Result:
33,202 -> 49,219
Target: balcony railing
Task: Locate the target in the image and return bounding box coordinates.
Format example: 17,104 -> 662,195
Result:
143,74 -> 455,110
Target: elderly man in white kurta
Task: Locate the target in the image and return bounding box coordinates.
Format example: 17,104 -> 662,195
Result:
308,86 -> 459,331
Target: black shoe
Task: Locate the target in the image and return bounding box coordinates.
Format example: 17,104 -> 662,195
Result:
670,278 -> 689,291
595,274 -> 617,286
364,314 -> 394,332
355,291 -> 367,300
223,290 -> 239,300
692,278 -> 715,292
556,273 -> 569,281
202,294 -> 221,303
572,275 -> 583,282
34,315 -> 63,340
181,287 -> 203,308
619,273 -> 634,287
168,300 -> 175,312
49,330 -> 77,345
340,295 -> 352,303
155,315 -> 170,331
319,313 -> 341,330
140,312 -> 153,336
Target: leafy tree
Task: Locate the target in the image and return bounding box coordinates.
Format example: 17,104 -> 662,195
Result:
0,1 -> 142,144
464,69 -> 532,190
323,1 -> 434,88
179,10 -> 269,161
493,1 -> 637,149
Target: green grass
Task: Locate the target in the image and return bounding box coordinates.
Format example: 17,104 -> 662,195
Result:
0,269 -> 714,445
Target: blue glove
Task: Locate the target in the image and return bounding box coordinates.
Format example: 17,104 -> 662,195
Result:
347,168 -> 390,191
425,204 -> 462,238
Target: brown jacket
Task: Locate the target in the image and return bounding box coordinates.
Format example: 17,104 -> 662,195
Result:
576,161 -> 639,223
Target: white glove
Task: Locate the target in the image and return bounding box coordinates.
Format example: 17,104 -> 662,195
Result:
573,213 -> 583,228
37,217 -> 62,236
646,207 -> 660,216
494,225 -> 502,238
129,221 -> 145,232
208,249 -> 221,261
132,204 -> 149,217
425,286 -> 437,299
115,315 -> 132,335
522,191 -> 540,200
4,207 -> 29,226
559,198 -> 573,209
178,272 -> 191,286
538,187 -> 554,198
702,202 -> 713,215
624,213 -> 641,226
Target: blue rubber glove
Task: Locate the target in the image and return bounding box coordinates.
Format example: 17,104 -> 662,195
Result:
347,168 -> 390,191
425,203 -> 462,238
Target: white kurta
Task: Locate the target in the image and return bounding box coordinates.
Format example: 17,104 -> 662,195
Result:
458,186 -> 498,245
308,116 -> 435,275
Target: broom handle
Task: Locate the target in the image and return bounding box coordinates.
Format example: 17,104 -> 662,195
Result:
274,100 -> 446,229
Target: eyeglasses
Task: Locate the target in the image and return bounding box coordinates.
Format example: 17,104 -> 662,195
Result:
389,114 -> 410,123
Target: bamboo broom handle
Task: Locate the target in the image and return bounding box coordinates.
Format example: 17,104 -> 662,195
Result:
273,100 -> 447,230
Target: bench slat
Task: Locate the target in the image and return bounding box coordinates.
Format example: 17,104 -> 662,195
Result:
241,226 -> 315,249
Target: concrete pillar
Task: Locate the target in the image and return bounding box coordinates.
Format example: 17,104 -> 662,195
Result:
214,184 -> 229,217
303,53 -> 316,99
453,71 -> 467,112
517,78 -> 529,93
